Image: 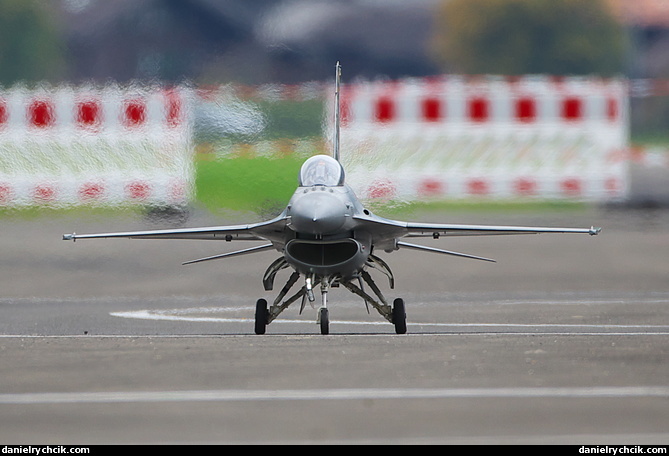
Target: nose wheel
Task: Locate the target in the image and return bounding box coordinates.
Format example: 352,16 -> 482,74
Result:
317,278 -> 330,335
318,307 -> 329,335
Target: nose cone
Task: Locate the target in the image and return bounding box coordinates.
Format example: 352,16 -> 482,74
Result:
290,190 -> 348,235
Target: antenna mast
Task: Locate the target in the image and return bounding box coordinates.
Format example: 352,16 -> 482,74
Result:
333,61 -> 341,162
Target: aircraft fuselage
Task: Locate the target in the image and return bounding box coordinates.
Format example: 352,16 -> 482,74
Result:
284,182 -> 372,279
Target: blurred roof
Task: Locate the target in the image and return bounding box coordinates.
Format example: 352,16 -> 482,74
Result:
256,0 -> 440,80
606,0 -> 669,27
60,0 -> 276,82
62,0 -> 271,37
59,0 -> 440,83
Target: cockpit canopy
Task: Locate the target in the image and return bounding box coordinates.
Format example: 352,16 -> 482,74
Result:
299,155 -> 345,187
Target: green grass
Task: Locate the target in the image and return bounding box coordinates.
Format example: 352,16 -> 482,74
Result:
631,133 -> 669,148
194,154 -> 305,216
0,203 -> 146,220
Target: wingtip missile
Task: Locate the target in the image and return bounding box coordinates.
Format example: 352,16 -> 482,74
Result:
590,226 -> 602,236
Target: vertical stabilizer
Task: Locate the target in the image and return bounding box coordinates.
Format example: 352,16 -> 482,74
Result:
333,61 -> 341,162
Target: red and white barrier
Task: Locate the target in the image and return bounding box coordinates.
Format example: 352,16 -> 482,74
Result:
340,76 -> 625,126
0,85 -> 193,207
334,75 -> 629,202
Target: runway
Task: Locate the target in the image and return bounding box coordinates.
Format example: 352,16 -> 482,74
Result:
1,207 -> 668,444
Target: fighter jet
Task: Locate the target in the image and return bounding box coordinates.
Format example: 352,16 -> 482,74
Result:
63,63 -> 600,335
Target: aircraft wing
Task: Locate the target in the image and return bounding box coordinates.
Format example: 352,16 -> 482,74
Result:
62,215 -> 289,243
352,214 -> 601,240
352,214 -> 600,263
402,221 -> 601,237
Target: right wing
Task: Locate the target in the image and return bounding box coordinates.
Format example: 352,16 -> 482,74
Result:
402,221 -> 601,237
352,214 -> 601,239
351,213 -> 600,263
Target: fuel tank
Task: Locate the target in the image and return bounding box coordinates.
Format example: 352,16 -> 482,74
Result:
284,237 -> 369,277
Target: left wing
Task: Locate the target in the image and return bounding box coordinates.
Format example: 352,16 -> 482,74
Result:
62,215 -> 289,243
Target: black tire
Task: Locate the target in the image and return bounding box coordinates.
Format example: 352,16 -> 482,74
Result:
392,298 -> 407,334
319,307 -> 329,335
255,298 -> 268,335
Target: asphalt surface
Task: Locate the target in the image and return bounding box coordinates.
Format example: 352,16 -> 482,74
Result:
1,206 -> 668,444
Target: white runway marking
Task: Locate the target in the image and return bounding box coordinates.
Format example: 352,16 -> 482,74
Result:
109,306 -> 669,334
1,386 -> 668,405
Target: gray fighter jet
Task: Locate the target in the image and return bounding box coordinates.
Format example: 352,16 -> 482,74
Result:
63,63 -> 600,335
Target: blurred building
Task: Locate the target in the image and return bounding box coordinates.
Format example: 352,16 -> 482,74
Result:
60,0 -> 439,84
62,0 -> 275,84
606,0 -> 669,78
255,0 -> 440,82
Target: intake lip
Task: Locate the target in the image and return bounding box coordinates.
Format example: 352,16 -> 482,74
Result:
284,238 -> 367,277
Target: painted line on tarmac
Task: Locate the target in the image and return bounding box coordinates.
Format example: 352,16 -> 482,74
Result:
1,386 -> 668,405
109,307 -> 669,333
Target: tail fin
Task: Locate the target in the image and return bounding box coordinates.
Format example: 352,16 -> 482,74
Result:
333,61 -> 341,162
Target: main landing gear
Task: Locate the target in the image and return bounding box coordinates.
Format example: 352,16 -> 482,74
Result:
254,257 -> 407,335
254,298 -> 269,335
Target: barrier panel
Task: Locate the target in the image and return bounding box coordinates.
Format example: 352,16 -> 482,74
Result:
333,75 -> 629,202
0,85 -> 193,208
